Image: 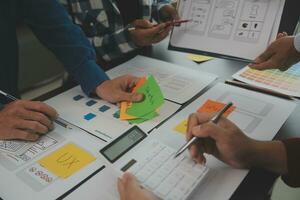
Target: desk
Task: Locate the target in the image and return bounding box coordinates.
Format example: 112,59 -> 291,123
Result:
36,39 -> 300,200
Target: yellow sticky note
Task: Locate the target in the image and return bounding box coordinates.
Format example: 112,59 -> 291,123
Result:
174,119 -> 188,135
187,54 -> 213,63
38,143 -> 96,179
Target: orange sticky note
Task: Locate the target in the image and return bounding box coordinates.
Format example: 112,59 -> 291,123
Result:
120,77 -> 147,120
197,99 -> 235,117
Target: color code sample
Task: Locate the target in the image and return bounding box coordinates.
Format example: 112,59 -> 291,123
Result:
73,95 -> 84,101
86,100 -> 97,107
233,63 -> 300,97
99,105 -> 111,112
84,113 -> 96,121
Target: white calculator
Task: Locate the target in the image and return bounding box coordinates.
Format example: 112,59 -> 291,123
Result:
100,126 -> 209,200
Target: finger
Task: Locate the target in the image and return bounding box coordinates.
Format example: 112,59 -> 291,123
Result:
190,143 -> 206,164
191,122 -> 222,141
115,91 -> 143,102
17,120 -> 49,135
133,19 -> 153,29
253,48 -> 275,65
117,178 -> 126,200
22,101 -> 58,120
19,109 -> 54,130
8,129 -> 39,141
123,173 -> 140,190
150,23 -> 167,35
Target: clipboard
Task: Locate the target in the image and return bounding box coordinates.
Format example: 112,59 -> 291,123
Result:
168,0 -> 299,62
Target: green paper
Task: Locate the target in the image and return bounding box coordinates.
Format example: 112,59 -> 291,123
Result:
128,111 -> 158,124
127,75 -> 164,117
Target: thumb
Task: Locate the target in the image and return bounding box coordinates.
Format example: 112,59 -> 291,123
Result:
123,173 -> 140,190
133,19 -> 153,29
117,91 -> 144,102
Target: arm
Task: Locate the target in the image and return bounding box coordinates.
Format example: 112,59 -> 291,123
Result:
186,113 -> 300,187
250,33 -> 300,70
69,0 -> 138,62
281,138 -> 300,187
21,0 -> 109,95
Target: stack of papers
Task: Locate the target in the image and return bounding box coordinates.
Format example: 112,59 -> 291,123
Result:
120,75 -> 164,124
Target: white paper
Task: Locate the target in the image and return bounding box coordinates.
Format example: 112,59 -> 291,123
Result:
63,164 -> 120,200
45,86 -> 181,142
232,63 -> 300,97
170,0 -> 285,60
0,140 -> 35,156
107,55 -> 218,104
151,83 -> 296,200
0,125 -> 108,200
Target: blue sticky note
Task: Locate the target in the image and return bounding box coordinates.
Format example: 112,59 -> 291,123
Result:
99,105 -> 111,112
113,111 -> 120,119
86,100 -> 97,107
73,95 -> 84,101
84,113 -> 96,121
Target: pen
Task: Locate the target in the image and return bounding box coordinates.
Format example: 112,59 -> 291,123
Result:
127,19 -> 192,31
0,89 -> 70,129
224,80 -> 294,100
174,102 -> 233,158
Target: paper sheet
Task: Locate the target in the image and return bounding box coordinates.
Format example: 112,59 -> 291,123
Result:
154,83 -> 296,200
0,140 -> 35,156
232,63 -> 300,97
46,86 -> 180,142
174,99 -> 236,134
170,0 -> 285,60
187,54 -> 214,63
107,55 -> 218,104
0,125 -> 108,200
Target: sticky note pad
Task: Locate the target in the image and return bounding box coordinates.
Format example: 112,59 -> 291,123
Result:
197,100 -> 235,116
187,54 -> 213,63
38,143 -> 96,179
84,113 -> 96,121
174,119 -> 188,135
86,100 -> 97,107
127,76 -> 164,117
99,105 -> 110,112
73,95 -> 84,101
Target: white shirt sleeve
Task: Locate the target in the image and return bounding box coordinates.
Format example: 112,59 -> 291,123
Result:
294,34 -> 300,52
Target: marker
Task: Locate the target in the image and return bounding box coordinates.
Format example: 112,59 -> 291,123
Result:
127,19 -> 192,31
225,80 -> 294,100
174,102 -> 233,158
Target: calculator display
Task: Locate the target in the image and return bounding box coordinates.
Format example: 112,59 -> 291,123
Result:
100,126 -> 147,163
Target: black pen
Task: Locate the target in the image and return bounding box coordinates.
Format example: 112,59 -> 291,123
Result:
0,89 -> 70,129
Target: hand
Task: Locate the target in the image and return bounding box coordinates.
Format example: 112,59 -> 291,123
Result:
117,173 -> 158,200
0,100 -> 58,141
249,34 -> 300,71
159,4 -> 180,22
129,19 -> 172,47
186,112 -> 287,174
95,75 -> 144,103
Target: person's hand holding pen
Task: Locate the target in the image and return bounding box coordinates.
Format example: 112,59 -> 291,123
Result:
249,32 -> 300,71
186,112 -> 288,174
129,19 -> 172,47
0,100 -> 58,141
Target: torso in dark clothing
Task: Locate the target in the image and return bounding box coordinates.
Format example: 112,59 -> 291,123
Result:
115,0 -> 141,25
0,0 -> 20,102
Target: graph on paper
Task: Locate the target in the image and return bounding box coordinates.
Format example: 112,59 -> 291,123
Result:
232,63 -> 300,97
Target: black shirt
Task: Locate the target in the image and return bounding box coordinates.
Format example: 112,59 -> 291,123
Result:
115,0 -> 141,25
0,1 -> 19,101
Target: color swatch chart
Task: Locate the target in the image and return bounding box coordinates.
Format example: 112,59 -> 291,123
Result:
233,63 -> 300,97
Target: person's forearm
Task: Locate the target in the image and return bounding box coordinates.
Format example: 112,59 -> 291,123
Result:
250,140 -> 288,174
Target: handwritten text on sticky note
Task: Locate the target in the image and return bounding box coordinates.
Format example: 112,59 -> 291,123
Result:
38,143 -> 96,178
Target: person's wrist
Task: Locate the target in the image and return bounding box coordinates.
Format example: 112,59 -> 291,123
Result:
95,80 -> 109,98
251,140 -> 287,174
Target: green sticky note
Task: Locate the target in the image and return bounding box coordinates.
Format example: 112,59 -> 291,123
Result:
127,75 -> 164,117
128,111 -> 158,124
